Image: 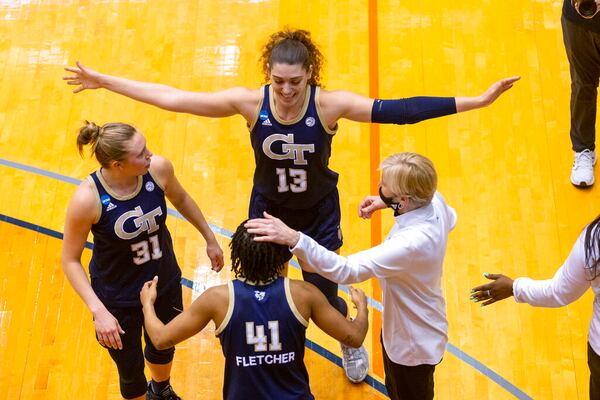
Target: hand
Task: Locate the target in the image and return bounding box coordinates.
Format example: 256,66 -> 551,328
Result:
244,212 -> 300,247
478,76 -> 521,107
140,276 -> 159,307
348,286 -> 367,310
93,307 -> 125,350
63,61 -> 104,93
207,242 -> 225,272
470,273 -> 514,306
358,196 -> 386,219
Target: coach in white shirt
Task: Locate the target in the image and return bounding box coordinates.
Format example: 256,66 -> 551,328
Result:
246,152 -> 457,400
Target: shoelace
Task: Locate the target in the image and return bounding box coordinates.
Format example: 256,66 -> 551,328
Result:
574,150 -> 595,169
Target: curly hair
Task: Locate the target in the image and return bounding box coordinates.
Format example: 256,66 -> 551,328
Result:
584,215 -> 600,280
229,220 -> 292,283
259,28 -> 325,87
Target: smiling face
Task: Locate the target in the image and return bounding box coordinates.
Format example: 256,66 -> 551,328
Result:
269,62 -> 312,110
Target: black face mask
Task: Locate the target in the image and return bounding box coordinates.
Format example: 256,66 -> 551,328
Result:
379,186 -> 402,216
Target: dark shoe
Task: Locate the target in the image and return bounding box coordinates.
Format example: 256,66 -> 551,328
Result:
147,382 -> 182,400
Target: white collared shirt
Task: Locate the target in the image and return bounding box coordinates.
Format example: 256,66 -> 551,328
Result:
291,192 -> 457,365
513,227 -> 600,355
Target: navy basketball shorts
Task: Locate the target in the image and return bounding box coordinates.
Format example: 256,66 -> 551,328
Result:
98,282 -> 183,399
248,187 -> 343,251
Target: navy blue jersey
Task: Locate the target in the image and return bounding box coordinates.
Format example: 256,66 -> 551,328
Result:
217,278 -> 313,400
88,170 -> 181,308
249,85 -> 339,209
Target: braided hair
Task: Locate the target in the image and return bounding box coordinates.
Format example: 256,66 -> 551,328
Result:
229,220 -> 292,283
584,215 -> 600,280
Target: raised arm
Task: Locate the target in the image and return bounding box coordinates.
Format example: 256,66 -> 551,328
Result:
63,61 -> 260,120
141,277 -> 227,350
62,182 -> 125,349
151,156 -> 224,271
318,76 -> 520,126
293,281 -> 368,348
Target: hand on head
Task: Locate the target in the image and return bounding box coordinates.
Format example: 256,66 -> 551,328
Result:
470,272 -> 514,306
244,212 -> 300,247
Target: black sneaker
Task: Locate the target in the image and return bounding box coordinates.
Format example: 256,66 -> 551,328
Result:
147,382 -> 182,400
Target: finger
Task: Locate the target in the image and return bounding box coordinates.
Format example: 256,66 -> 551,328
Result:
483,272 -> 501,280
117,322 -> 125,335
76,60 -> 86,70
63,66 -> 80,73
111,331 -> 123,350
66,80 -> 81,85
73,87 -> 84,94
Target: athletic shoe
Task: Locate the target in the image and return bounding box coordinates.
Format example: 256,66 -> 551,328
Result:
340,342 -> 369,383
571,149 -> 596,187
147,382 -> 181,400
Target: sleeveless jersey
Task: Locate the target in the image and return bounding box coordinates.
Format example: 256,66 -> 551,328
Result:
249,84 -> 339,209
88,170 -> 181,308
217,278 -> 313,400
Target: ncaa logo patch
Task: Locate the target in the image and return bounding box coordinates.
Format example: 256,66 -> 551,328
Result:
145,181 -> 155,192
259,110 -> 269,120
305,117 -> 315,127
100,194 -> 111,205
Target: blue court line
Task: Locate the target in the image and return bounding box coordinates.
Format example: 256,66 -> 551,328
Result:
0,159 -> 533,399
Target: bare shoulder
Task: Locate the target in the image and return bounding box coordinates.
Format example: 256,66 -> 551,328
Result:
229,86 -> 263,120
67,178 -> 99,222
148,154 -> 173,184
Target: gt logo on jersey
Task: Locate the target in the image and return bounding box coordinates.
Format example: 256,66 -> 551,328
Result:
114,205 -> 163,240
262,133 -> 315,166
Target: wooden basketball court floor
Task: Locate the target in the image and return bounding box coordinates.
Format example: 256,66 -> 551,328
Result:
2,0 -> 600,398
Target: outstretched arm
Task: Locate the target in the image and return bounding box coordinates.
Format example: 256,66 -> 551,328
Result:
319,76 -> 520,125
471,232 -> 591,307
151,156 -> 224,271
141,277 -> 225,350
63,61 -> 258,119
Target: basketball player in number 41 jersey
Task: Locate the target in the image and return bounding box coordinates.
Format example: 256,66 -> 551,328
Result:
141,221 -> 369,400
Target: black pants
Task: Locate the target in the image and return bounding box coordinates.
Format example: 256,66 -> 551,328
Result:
381,336 -> 436,400
589,342 -> 600,399
562,15 -> 600,152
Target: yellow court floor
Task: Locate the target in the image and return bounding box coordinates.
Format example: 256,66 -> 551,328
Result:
1,0 -> 600,399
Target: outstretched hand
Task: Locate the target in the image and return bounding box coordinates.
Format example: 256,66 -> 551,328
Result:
63,61 -> 103,93
245,212 -> 300,247
479,76 -> 521,107
470,273 -> 514,307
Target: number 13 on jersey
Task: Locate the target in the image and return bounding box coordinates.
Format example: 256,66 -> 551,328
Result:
276,168 -> 307,193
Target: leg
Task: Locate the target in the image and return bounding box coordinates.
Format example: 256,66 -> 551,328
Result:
144,283 -> 183,399
382,336 -> 435,400
103,307 -> 148,400
562,16 -> 600,153
588,342 -> 600,400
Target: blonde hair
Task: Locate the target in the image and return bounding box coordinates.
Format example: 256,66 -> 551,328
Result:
77,121 -> 137,168
259,28 -> 325,87
380,152 -> 437,207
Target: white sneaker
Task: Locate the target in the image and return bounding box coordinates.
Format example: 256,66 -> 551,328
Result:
340,342 -> 369,383
571,149 -> 597,187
